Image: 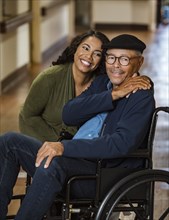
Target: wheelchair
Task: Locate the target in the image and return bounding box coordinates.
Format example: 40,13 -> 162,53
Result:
7,107 -> 169,220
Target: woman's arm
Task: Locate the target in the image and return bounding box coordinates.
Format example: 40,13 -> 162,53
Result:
19,71 -> 58,141
62,76 -> 114,126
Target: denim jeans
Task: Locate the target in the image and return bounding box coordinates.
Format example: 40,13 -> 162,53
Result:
0,132 -> 97,220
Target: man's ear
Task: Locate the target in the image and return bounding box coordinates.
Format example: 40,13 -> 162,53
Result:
135,56 -> 144,73
138,56 -> 144,68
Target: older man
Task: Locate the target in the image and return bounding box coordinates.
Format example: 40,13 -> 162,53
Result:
0,34 -> 155,220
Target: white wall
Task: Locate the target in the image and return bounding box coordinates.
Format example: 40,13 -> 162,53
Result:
0,24 -> 30,81
0,0 -> 30,86
92,0 -> 133,24
41,4 -> 69,53
131,1 -> 149,25
32,0 -> 75,63
91,0 -> 157,30
0,0 -> 157,92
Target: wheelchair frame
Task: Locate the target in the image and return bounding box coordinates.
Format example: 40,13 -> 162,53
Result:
6,107 -> 169,220
56,107 -> 169,220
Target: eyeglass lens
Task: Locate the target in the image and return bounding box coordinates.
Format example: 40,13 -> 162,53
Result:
106,55 -> 130,66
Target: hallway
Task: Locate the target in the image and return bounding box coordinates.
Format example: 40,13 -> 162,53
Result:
0,25 -> 169,219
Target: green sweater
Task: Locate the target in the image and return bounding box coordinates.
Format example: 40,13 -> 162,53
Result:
19,63 -> 77,142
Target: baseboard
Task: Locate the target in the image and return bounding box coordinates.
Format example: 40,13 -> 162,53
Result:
1,64 -> 28,93
94,23 -> 148,31
42,36 -> 69,62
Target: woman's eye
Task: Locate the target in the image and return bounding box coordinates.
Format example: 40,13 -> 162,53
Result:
82,45 -> 89,51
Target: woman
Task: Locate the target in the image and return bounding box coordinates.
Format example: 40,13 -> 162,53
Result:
19,30 -> 110,142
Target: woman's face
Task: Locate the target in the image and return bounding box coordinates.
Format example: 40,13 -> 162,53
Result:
73,36 -> 103,74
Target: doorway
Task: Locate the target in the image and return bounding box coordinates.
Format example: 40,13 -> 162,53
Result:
75,0 -> 91,30
156,0 -> 169,26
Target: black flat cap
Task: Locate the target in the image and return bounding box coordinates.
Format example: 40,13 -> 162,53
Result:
102,34 -> 146,53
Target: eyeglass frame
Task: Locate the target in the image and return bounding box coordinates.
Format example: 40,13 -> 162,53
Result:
105,53 -> 141,66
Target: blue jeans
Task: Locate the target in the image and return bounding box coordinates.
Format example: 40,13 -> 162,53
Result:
0,132 -> 97,220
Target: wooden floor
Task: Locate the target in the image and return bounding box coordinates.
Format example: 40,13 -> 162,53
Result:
0,25 -> 169,219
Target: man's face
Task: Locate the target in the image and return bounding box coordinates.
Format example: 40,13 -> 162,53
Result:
105,49 -> 144,87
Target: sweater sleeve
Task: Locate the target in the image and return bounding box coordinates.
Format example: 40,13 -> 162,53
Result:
62,89 -> 155,159
62,76 -> 114,126
19,69 -> 58,142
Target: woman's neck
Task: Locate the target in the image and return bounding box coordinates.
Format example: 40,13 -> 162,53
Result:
72,64 -> 94,96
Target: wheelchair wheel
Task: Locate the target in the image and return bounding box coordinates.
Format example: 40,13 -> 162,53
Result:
95,169 -> 169,220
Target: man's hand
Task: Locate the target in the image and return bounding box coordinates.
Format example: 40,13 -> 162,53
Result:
35,142 -> 64,168
112,75 -> 151,100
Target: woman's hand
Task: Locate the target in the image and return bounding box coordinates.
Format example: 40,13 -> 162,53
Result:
112,75 -> 151,100
35,141 -> 64,168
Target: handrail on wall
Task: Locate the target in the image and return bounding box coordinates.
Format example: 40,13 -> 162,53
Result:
0,11 -> 33,33
41,0 -> 69,16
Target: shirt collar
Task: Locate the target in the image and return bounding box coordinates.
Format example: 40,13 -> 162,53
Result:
107,80 -> 113,90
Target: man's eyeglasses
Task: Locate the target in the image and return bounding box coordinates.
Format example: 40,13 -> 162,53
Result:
105,54 -> 140,66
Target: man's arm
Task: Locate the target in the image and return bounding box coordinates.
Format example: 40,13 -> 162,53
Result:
62,76 -> 114,126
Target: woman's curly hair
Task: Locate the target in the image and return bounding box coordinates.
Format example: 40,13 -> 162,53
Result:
52,30 -> 109,75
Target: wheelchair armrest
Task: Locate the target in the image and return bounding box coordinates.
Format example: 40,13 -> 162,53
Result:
98,149 -> 150,165
97,149 -> 152,172
117,149 -> 150,158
